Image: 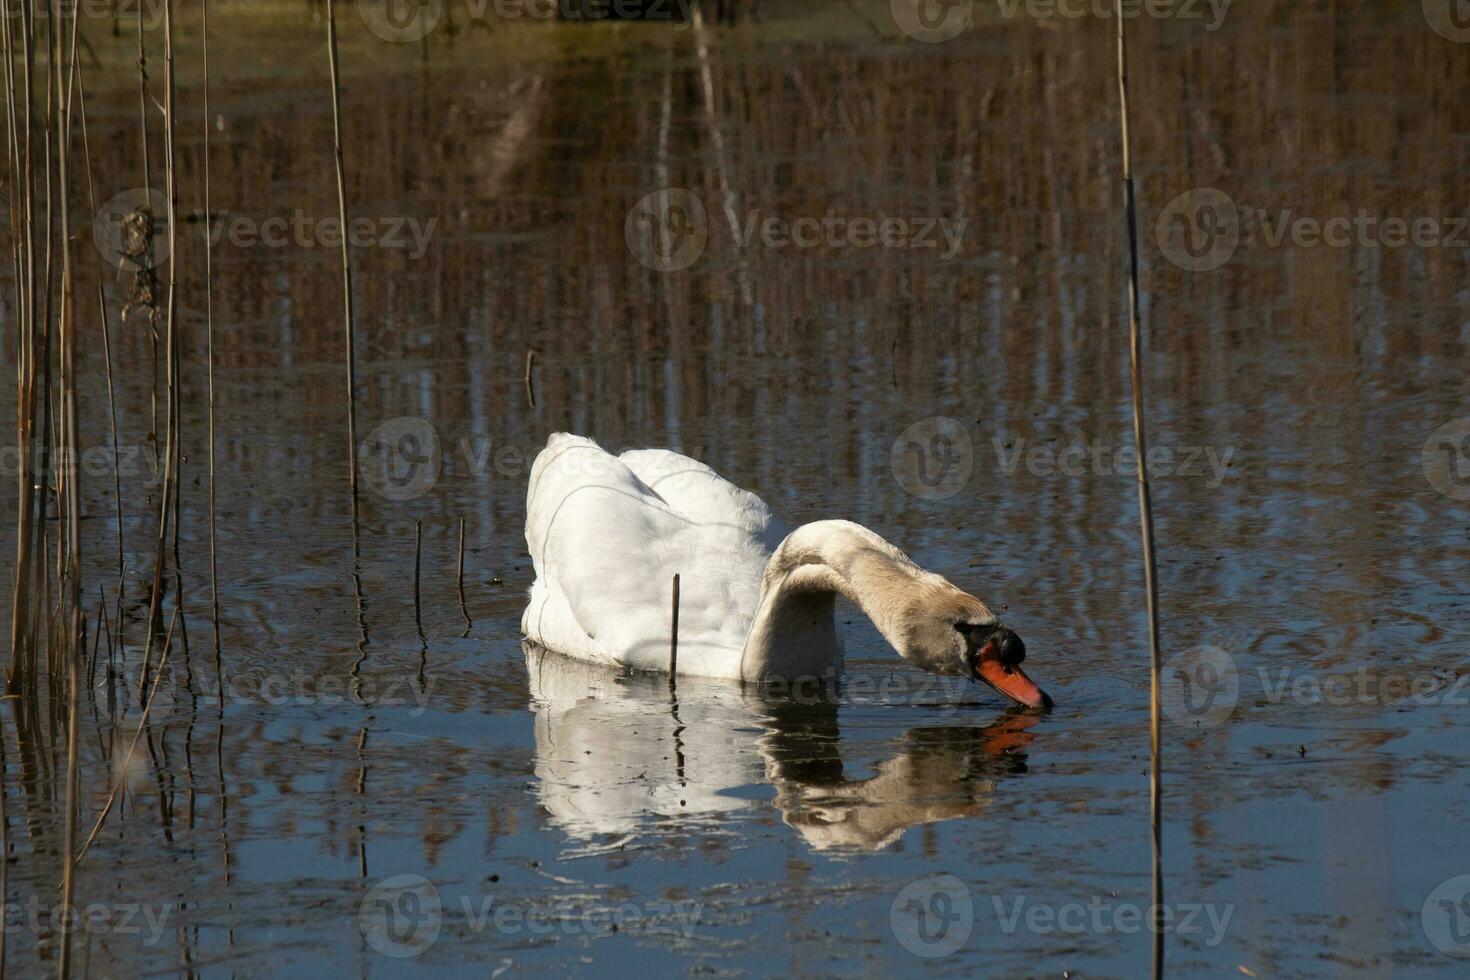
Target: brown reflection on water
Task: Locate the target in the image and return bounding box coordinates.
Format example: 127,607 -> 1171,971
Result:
0,2 -> 1466,974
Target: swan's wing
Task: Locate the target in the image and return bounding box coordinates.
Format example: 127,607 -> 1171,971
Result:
524,434 -> 764,674
619,447 -> 786,553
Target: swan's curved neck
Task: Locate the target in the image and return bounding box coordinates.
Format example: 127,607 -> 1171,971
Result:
738,520 -> 933,683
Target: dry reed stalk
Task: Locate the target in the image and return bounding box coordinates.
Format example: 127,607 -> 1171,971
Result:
325,0 -> 360,513
203,0 -> 221,660
668,574 -> 680,684
139,0 -> 184,699
1113,5 -> 1164,977
136,0 -> 158,444
54,1 -> 83,972
6,0 -> 41,692
413,519 -> 423,637
456,518 -> 470,631
74,610 -> 180,868
73,58 -> 125,658
690,5 -> 752,306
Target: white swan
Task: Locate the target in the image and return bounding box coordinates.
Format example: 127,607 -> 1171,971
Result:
522,433 -> 1050,708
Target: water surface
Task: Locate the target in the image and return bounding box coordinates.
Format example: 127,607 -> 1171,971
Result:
2,2 -> 1468,975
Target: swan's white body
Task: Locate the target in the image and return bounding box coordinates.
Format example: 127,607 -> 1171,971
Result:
522,433 -> 785,680
522,434 -> 1050,706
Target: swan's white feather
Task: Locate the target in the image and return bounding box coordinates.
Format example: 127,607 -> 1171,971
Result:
523,433 -> 776,678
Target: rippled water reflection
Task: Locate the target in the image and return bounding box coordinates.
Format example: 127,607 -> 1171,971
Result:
1,1 -> 1467,975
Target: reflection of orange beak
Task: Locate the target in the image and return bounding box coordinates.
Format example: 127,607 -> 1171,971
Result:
980,712 -> 1041,756
975,640 -> 1052,709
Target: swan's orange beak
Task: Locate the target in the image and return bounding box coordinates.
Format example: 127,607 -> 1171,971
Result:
974,636 -> 1052,709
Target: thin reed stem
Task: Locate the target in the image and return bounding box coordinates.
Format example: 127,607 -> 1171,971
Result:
1113,5 -> 1164,977
203,0 -> 221,660
456,518 -> 470,632
668,574 -> 680,685
413,519 -> 423,637
140,0 -> 183,696
75,37 -> 126,668
74,611 -> 180,868
54,0 -> 82,972
325,0 -> 360,514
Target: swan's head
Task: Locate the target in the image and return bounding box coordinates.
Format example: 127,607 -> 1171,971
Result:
902,594 -> 1052,709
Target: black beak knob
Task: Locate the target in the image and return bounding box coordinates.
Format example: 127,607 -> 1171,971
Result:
997,630 -> 1026,666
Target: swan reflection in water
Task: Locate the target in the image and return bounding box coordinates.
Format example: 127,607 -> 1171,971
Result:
525,643 -> 1039,851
